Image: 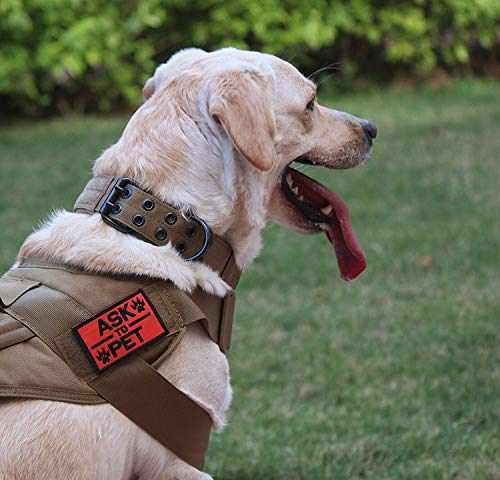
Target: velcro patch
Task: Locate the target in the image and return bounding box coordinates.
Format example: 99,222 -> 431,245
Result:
73,290 -> 167,372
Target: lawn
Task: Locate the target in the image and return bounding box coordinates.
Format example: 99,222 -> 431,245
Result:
1,80 -> 499,479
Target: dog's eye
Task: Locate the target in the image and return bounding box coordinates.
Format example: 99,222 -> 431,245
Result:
306,99 -> 315,112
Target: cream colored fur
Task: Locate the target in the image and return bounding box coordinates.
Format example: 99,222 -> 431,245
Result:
0,47 -> 372,479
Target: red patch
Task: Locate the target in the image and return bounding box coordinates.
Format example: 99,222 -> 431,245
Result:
73,290 -> 167,372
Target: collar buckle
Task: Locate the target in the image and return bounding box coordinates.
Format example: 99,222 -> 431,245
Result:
99,178 -> 136,234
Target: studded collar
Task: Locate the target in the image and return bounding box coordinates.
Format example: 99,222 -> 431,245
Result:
74,176 -> 240,289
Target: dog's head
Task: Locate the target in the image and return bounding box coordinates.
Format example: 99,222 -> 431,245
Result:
99,48 -> 376,279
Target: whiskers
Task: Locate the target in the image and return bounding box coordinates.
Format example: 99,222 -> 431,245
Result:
308,63 -> 342,87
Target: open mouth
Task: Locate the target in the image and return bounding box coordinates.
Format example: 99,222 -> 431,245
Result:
281,161 -> 366,281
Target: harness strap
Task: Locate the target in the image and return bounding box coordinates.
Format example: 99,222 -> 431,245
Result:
89,356 -> 211,470
4,278 -> 212,470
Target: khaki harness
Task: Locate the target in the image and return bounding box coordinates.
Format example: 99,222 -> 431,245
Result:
0,177 -> 241,470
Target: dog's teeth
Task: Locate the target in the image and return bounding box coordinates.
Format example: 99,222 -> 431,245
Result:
292,187 -> 299,195
298,195 -> 304,201
286,173 -> 293,186
321,205 -> 333,215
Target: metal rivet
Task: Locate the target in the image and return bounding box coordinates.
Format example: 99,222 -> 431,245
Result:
186,225 -> 196,237
165,212 -> 177,225
177,242 -> 186,254
121,187 -> 132,199
111,203 -> 122,214
132,214 -> 145,226
155,228 -> 167,241
142,199 -> 154,211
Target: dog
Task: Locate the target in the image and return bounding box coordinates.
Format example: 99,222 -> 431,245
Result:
0,47 -> 376,479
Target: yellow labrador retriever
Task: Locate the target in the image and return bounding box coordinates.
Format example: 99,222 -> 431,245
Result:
0,48 -> 376,479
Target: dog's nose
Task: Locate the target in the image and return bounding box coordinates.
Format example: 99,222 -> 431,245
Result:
363,120 -> 377,142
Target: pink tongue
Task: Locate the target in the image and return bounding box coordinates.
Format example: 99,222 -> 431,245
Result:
323,194 -> 366,280
297,174 -> 367,281
324,220 -> 366,281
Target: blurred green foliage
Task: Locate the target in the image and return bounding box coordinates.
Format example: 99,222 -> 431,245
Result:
1,0 -> 498,114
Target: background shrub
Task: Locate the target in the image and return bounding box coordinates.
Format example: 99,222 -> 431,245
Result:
1,0 -> 498,115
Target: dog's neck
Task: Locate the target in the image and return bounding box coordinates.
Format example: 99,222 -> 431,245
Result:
18,99 -> 270,295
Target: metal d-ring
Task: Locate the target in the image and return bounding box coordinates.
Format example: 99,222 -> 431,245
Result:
184,215 -> 210,261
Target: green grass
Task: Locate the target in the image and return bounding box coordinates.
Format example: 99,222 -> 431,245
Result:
1,80 -> 499,479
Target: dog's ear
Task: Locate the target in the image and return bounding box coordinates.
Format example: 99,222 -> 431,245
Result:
209,69 -> 276,173
143,49 -> 208,102
142,77 -> 156,100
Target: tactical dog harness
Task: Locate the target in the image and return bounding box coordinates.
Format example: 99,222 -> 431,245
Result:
0,177 -> 241,470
